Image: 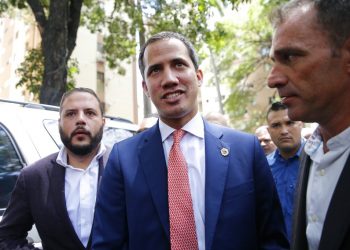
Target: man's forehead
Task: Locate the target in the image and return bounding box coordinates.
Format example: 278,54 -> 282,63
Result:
144,39 -> 189,63
271,4 -> 319,49
61,92 -> 99,110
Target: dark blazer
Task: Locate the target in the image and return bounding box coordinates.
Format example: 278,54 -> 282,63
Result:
92,121 -> 289,250
0,152 -> 97,250
292,151 -> 350,250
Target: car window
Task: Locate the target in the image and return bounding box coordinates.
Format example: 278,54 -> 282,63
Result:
102,127 -> 134,149
43,119 -> 63,148
0,124 -> 24,213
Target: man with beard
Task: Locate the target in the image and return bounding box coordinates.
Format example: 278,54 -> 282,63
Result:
0,88 -> 106,250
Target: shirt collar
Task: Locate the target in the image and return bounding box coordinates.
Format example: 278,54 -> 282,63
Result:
305,126 -> 350,156
272,139 -> 306,160
159,112 -> 204,142
326,126 -> 350,151
56,143 -> 106,169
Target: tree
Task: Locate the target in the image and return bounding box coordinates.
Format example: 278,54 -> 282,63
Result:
1,0 -> 248,107
206,0 -> 287,132
83,0 -> 250,116
1,0 -> 83,105
15,48 -> 78,102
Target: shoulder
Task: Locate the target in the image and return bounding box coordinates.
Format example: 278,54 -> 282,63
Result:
113,124 -> 160,149
266,151 -> 277,165
205,122 -> 256,143
21,152 -> 59,176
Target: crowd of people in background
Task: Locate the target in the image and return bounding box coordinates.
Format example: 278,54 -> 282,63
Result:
1,0 -> 350,249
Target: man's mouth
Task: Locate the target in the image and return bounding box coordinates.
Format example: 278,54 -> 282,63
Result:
162,90 -> 184,100
72,128 -> 90,136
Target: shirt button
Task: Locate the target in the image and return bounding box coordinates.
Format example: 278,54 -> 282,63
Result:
320,169 -> 325,176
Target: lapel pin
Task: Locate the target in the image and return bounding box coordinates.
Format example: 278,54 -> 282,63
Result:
221,147 -> 229,156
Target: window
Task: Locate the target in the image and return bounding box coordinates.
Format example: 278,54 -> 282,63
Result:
0,124 -> 24,213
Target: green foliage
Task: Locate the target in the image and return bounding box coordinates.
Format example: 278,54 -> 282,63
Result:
81,0 -> 247,73
206,0 -> 288,132
16,48 -> 78,101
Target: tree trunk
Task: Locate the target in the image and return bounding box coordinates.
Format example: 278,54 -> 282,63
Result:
39,0 -> 69,105
137,0 -> 152,117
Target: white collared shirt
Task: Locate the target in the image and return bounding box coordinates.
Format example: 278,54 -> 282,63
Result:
56,144 -> 106,247
159,112 -> 206,250
305,127 -> 350,250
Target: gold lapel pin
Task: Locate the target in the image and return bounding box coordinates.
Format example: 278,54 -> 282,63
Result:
221,147 -> 229,156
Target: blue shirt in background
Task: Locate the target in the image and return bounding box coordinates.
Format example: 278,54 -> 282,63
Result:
267,141 -> 305,241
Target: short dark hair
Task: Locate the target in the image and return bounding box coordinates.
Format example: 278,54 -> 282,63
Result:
266,101 -> 287,121
270,0 -> 350,50
59,87 -> 104,116
138,31 -> 199,80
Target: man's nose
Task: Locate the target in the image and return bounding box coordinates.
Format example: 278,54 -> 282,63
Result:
280,125 -> 289,134
267,66 -> 288,88
161,67 -> 179,87
76,111 -> 86,124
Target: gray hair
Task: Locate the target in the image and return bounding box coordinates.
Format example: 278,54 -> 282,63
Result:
270,0 -> 350,50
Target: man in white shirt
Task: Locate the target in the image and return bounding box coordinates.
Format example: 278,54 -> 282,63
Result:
92,31 -> 288,250
0,88 -> 106,250
268,1 -> 350,249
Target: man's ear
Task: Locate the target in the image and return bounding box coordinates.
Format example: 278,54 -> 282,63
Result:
344,38 -> 350,75
142,81 -> 149,97
196,69 -> 203,87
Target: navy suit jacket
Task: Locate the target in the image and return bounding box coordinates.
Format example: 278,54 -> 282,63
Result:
92,121 -> 289,250
0,152 -> 104,250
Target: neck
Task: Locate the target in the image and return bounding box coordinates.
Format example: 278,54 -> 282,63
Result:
318,93 -> 350,143
66,146 -> 99,170
280,145 -> 300,160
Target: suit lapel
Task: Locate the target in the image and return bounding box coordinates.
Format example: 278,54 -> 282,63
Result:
292,150 -> 310,250
204,122 -> 230,250
319,155 -> 350,250
139,125 -> 170,239
50,159 -> 86,249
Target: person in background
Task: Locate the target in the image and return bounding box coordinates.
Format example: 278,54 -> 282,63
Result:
0,88 -> 106,250
268,0 -> 350,249
266,101 -> 304,241
92,31 -> 288,250
204,111 -> 230,127
255,125 -> 277,155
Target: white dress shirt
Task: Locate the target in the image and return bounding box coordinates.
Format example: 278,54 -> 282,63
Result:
305,127 -> 350,250
56,144 -> 106,247
159,112 -> 206,250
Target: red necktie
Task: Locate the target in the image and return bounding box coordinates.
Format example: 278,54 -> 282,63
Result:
168,129 -> 198,250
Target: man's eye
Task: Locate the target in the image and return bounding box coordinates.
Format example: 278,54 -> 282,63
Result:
281,54 -> 294,62
86,111 -> 96,116
175,63 -> 184,68
287,121 -> 295,126
149,67 -> 160,75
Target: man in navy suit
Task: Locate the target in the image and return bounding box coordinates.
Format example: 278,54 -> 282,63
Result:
92,31 -> 289,250
0,88 -> 106,250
